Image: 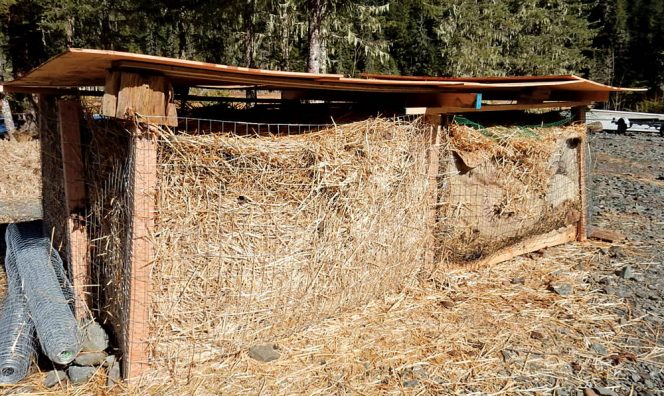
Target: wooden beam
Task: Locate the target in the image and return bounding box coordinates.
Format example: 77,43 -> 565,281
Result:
588,227 -> 626,243
102,70 -> 121,117
102,71 -> 178,127
406,101 -> 593,115
125,124 -> 157,380
58,100 -> 86,210
57,99 -> 90,318
456,225 -> 577,269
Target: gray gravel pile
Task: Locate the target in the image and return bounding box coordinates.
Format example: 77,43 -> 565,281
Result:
586,132 -> 664,394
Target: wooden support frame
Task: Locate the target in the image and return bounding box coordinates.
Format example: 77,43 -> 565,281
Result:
57,98 -> 90,318
102,71 -> 178,126
125,123 -> 158,380
423,115 -> 442,273
406,101 -> 593,115
573,106 -> 589,242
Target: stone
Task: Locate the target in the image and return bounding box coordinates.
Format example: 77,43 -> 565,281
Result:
75,351 -> 108,366
403,379 -> 419,388
104,354 -> 116,367
107,357 -> 121,388
530,331 -> 545,340
43,370 -> 68,388
590,343 -> 608,355
67,366 -> 96,384
248,344 -> 280,362
552,284 -> 573,296
440,300 -> 454,309
80,321 -> 109,353
511,277 -> 525,285
594,387 -> 619,396
618,266 -> 637,280
609,246 -> 626,258
411,366 -> 428,378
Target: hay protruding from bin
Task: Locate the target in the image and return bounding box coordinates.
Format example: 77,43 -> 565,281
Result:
149,118 -> 432,378
437,123 -> 584,263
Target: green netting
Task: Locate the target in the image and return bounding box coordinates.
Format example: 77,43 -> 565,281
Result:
453,115 -> 573,140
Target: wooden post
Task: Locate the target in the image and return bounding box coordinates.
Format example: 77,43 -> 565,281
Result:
424,113 -> 442,272
57,98 -> 90,318
573,106 -> 588,241
125,123 -> 157,380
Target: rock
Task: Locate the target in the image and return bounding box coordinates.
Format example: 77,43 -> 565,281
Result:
43,370 -> 68,388
75,351 -> 108,366
530,331 -> 545,340
67,366 -> 96,384
403,379 -> 419,388
80,321 -> 109,352
440,300 -> 454,309
594,387 -> 619,396
552,284 -> 573,296
590,343 -> 608,355
104,354 -> 116,367
106,357 -> 121,388
609,246 -> 626,258
248,344 -> 280,362
618,265 -> 637,280
411,366 -> 428,379
511,277 -> 525,285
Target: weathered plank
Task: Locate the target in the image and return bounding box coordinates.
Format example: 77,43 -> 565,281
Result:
454,225 -> 578,270
101,70 -> 121,117
589,227 -> 626,243
103,71 -> 177,126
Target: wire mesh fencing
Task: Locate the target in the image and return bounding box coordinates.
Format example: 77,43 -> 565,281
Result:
435,120 -> 585,263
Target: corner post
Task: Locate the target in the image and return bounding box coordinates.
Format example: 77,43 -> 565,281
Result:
424,113 -> 442,272
57,98 -> 90,318
573,106 -> 588,241
125,122 -> 158,380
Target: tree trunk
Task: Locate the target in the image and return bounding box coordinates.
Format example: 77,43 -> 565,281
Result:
307,0 -> 326,74
1,93 -> 16,141
177,17 -> 187,59
244,1 -> 257,104
65,16 -> 74,48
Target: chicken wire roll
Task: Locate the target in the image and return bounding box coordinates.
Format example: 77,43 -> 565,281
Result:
0,229 -> 35,384
6,222 -> 81,365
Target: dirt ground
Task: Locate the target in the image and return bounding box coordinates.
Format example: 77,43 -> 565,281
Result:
0,131 -> 662,395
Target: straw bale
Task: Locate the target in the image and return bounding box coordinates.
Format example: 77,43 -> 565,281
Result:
149,118 -> 431,379
0,140 -> 42,223
437,124 -> 584,263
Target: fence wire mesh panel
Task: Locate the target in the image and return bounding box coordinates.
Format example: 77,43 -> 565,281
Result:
149,117 -> 431,381
435,122 -> 585,263
83,115 -> 133,374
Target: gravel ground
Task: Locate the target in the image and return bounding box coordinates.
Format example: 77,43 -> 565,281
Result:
586,131 -> 664,395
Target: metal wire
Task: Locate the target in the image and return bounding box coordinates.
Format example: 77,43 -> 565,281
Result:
5,221 -> 81,365
0,229 -> 35,384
